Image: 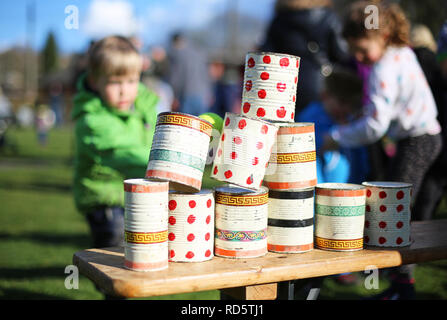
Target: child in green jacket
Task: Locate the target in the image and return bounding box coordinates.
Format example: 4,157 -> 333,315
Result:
72,36 -> 159,248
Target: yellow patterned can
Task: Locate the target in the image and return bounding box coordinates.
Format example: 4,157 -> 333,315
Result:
214,185 -> 269,258
264,122 -> 317,190
123,179 -> 169,272
315,183 -> 366,252
145,112 -> 213,192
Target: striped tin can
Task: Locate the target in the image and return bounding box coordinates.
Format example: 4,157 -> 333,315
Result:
168,190 -> 215,262
315,183 -> 366,252
362,181 -> 412,247
145,112 -> 213,192
267,188 -> 314,253
123,179 -> 169,272
264,122 -> 317,190
214,185 -> 269,258
210,112 -> 278,191
242,52 -> 300,122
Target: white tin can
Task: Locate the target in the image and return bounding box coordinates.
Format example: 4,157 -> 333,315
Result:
315,183 -> 366,251
267,188 -> 314,253
264,122 -> 317,190
168,190 -> 215,262
242,52 -> 300,122
211,113 -> 278,191
214,185 -> 269,258
145,112 -> 213,192
123,179 -> 169,272
362,181 -> 412,247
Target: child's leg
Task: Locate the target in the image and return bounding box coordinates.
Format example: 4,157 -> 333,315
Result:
388,134 -> 442,201
86,206 -> 125,248
384,133 -> 442,298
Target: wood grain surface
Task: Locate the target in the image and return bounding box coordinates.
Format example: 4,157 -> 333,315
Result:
73,219 -> 447,298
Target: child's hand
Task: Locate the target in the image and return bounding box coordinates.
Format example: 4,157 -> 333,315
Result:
321,134 -> 339,154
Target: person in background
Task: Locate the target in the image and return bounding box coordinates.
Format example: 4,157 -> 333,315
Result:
71,35 -> 159,249
299,69 -> 369,286
167,32 -> 212,116
410,24 -> 447,221
322,1 -> 442,299
260,0 -> 351,117
299,69 -> 369,185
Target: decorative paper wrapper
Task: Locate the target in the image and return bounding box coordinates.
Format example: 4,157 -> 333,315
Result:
168,190 -> 215,262
123,179 -> 169,272
315,183 -> 366,252
362,181 -> 412,247
264,122 -> 317,190
267,188 -> 314,253
145,112 -> 212,192
211,113 -> 278,191
214,185 -> 269,258
242,52 -> 300,122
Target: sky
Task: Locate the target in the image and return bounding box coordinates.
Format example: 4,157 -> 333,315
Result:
0,0 -> 275,54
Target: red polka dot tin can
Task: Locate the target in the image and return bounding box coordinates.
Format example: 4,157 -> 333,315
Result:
264,122 -> 317,190
214,185 -> 269,258
267,188 -> 314,253
145,112 -> 213,192
315,183 -> 366,251
123,179 -> 169,272
242,52 -> 300,122
210,113 -> 278,191
167,190 -> 215,262
362,181 -> 412,247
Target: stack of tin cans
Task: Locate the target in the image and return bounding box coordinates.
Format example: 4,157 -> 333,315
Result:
119,51 -> 415,273
211,52 -> 317,256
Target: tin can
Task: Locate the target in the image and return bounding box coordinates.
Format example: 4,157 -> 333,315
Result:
362,181 -> 412,247
242,52 -> 300,122
264,122 -> 317,190
145,112 -> 213,192
211,112 -> 278,191
168,190 -> 215,262
214,185 -> 269,258
123,179 -> 169,272
315,183 -> 366,251
267,188 -> 314,253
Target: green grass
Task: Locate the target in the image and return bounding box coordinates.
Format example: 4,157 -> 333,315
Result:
0,126 -> 446,300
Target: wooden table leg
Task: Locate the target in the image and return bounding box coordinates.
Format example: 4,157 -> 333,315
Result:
220,283 -> 277,300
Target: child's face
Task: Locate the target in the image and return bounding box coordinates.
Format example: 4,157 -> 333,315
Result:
96,72 -> 140,111
321,92 -> 355,124
348,36 -> 386,65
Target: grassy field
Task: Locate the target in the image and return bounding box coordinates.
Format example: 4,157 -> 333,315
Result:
0,126 -> 446,300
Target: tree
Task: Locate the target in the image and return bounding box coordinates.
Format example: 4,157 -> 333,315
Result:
41,31 -> 59,75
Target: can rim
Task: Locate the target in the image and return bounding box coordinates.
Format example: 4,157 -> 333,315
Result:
247,51 -> 301,60
215,184 -> 268,196
362,181 -> 413,189
169,189 -> 214,196
316,182 -> 365,191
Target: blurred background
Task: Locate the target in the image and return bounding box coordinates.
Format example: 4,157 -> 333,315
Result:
0,0 -> 446,300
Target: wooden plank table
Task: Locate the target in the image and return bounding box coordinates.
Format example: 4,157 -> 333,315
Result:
73,219 -> 447,299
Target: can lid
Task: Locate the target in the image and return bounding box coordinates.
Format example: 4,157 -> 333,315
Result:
169,189 -> 213,196
362,181 -> 413,189
215,184 -> 268,196
247,51 -> 301,60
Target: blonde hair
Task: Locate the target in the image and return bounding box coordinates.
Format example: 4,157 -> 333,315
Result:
87,35 -> 142,79
411,24 -> 437,53
342,1 -> 410,47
